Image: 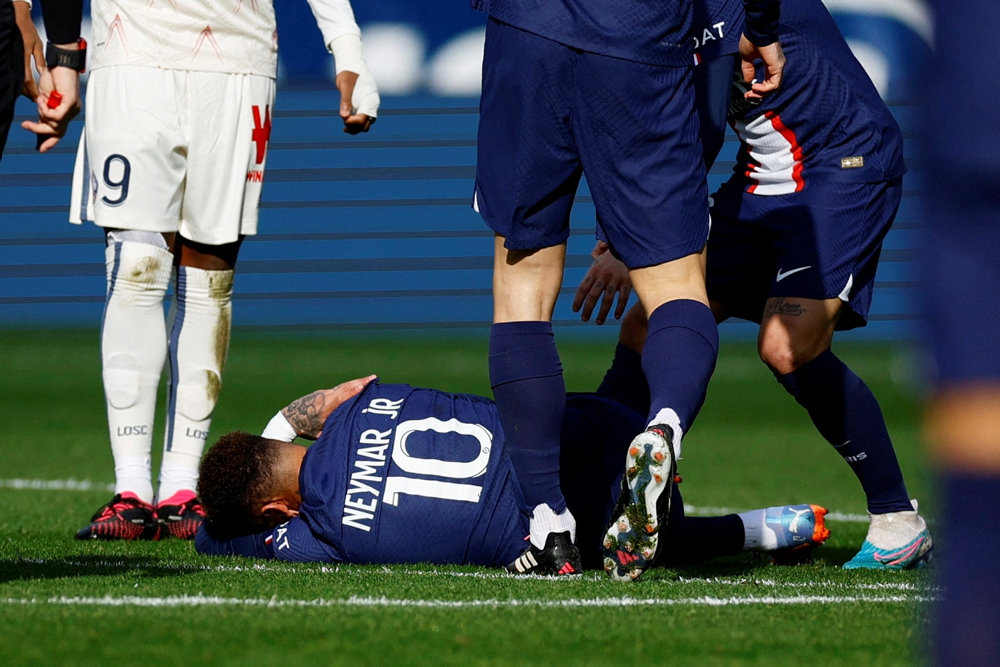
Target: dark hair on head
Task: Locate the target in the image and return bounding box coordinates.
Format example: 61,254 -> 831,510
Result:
197,431 -> 282,539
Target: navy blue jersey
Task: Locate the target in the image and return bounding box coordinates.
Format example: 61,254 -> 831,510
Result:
694,0 -> 905,192
471,0 -> 778,67
194,346 -> 715,568
198,381 -> 529,565
471,0 -> 694,67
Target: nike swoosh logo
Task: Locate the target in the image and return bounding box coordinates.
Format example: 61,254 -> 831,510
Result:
775,266 -> 812,282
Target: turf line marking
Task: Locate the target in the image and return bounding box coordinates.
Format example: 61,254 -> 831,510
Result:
0,478 -> 114,492
6,558 -> 929,591
0,480 -> 871,523
0,593 -> 936,609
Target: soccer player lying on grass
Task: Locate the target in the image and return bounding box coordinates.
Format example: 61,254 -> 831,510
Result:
195,304 -> 829,572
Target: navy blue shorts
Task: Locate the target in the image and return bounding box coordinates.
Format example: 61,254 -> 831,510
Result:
707,177 -> 903,330
475,18 -> 710,268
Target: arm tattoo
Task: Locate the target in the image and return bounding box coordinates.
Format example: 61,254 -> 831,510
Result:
281,391 -> 326,439
764,297 -> 806,318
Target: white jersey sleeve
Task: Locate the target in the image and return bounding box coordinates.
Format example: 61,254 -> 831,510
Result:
306,0 -> 378,118
305,0 -> 362,52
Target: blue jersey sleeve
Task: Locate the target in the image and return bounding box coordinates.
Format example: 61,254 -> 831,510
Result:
268,519 -> 342,562
195,525 -> 276,559
742,0 -> 780,46
195,518 -> 342,563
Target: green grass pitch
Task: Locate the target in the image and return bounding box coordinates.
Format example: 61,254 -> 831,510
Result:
0,329 -> 934,664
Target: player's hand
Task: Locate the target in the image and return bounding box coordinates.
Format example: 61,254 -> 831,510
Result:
573,241 -> 632,324
739,34 -> 785,99
336,69 -> 378,135
281,375 -> 377,440
13,0 -> 44,101
21,66 -> 81,152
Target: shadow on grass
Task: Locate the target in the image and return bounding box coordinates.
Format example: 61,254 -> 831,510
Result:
0,554 -> 204,583
644,546 -> 858,581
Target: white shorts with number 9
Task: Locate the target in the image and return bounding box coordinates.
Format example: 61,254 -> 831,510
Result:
70,66 -> 277,245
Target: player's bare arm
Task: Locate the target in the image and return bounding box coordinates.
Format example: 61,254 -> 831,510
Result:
13,0 -> 44,101
306,1 -> 380,134
280,375 -> 377,439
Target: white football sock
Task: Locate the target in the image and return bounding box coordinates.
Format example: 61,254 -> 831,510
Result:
102,240 -> 173,504
646,408 -> 684,460
158,266 -> 233,502
865,499 -> 928,549
737,509 -> 779,551
528,503 -> 576,549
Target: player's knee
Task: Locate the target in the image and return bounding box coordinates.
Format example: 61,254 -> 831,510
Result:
105,238 -> 174,292
759,337 -> 825,375
103,353 -> 145,409
175,370 -> 222,421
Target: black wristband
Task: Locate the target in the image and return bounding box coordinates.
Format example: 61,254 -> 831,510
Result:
45,39 -> 87,72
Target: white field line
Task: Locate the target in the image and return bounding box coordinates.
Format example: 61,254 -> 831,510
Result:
5,557 -> 935,592
0,478 -> 114,492
0,480 -> 870,523
0,593 -> 936,610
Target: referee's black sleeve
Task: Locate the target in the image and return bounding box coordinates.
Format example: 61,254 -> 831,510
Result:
40,0 -> 84,44
742,0 -> 780,47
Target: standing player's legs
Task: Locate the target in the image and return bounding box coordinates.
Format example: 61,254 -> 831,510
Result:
78,231 -> 175,540
476,19 -> 583,575
155,69 -> 272,539
74,67 -> 272,540
156,236 -> 239,538
758,294 -> 930,570
490,241 -> 574,546
604,258 -> 719,581
74,67 -> 188,540
710,179 -> 930,569
568,52 -> 716,581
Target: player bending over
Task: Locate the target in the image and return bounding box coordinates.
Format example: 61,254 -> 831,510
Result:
195,305 -> 829,571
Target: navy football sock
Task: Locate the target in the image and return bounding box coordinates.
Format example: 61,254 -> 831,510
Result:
773,350 -> 912,514
661,515 -> 744,566
595,343 -> 650,416
933,471 -> 1000,664
641,300 -> 719,433
489,321 -> 567,514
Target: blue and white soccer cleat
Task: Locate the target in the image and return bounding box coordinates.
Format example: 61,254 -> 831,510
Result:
843,500 -> 933,570
766,504 -> 831,565
602,425 -> 677,582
